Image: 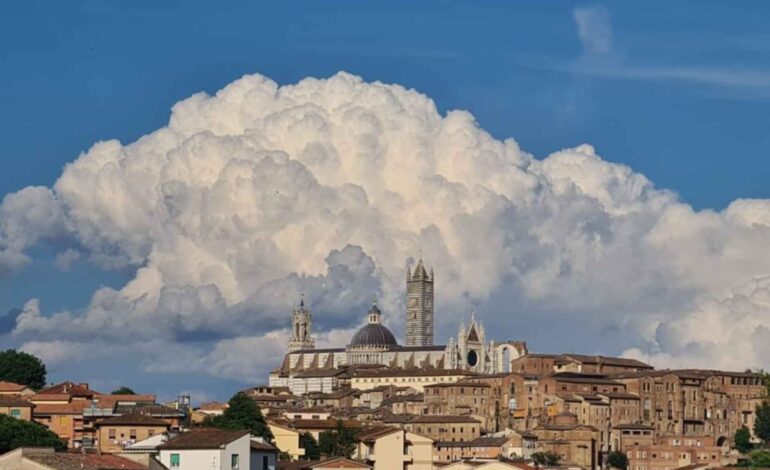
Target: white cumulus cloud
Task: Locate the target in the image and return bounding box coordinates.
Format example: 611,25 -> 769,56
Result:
0,71 -> 768,388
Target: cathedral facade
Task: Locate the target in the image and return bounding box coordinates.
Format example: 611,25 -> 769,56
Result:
269,258 -> 528,391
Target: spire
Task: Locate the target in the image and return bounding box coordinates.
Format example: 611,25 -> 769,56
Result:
413,258 -> 428,280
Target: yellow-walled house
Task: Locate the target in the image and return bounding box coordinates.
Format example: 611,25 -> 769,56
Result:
355,426 -> 435,470
0,395 -> 34,421
94,412 -> 171,453
269,422 -> 306,461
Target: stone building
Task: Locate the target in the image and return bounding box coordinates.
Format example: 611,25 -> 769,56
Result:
626,435 -> 732,470
533,412 -> 599,469
511,354 -> 652,377
613,369 -> 765,446
424,381 -> 494,431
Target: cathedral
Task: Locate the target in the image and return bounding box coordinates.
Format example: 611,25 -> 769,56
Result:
269,258 -> 528,389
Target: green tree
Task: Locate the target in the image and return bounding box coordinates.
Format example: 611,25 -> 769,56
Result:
754,369 -> 770,398
0,350 -> 47,390
0,414 -> 65,453
318,420 -> 356,458
300,432 -> 321,460
750,450 -> 770,467
532,451 -> 561,466
734,426 -> 753,454
111,386 -> 137,395
203,392 -> 273,441
607,451 -> 629,470
755,401 -> 770,446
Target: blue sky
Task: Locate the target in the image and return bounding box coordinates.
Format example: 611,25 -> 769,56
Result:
2,1 -> 770,399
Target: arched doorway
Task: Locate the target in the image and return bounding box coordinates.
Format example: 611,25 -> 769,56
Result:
717,436 -> 728,448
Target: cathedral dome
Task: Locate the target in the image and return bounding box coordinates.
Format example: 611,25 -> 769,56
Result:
348,302 -> 398,348
349,323 -> 398,347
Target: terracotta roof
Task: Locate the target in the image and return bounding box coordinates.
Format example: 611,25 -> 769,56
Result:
279,458 -> 372,469
0,381 -> 27,392
355,426 -> 401,443
114,403 -> 183,417
37,381 -> 101,397
311,458 -> 372,468
98,394 -> 156,405
552,374 -> 624,385
386,414 -> 480,424
96,412 -> 171,427
561,354 -> 653,369
33,401 -> 90,415
352,368 -> 476,378
294,369 -> 349,378
613,423 -> 655,430
0,395 -> 33,407
469,436 -> 509,447
251,439 -> 278,451
157,428 -> 249,449
289,418 -> 364,430
199,401 -> 228,411
26,452 -> 146,470
425,381 -> 490,388
30,393 -> 73,402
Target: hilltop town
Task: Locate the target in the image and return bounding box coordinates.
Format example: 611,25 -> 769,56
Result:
1,258 -> 769,470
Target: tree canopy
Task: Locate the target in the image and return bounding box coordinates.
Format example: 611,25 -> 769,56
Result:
734,426 -> 753,454
750,450 -> 770,468
532,451 -> 561,466
111,386 -> 137,395
755,401 -> 770,446
0,349 -> 46,390
607,451 -> 629,470
203,392 -> 273,441
300,432 -> 321,460
318,420 -> 356,459
0,414 -> 65,453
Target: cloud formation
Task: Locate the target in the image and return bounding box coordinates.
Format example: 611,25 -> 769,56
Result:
573,5 -> 613,55
1,72 -> 769,389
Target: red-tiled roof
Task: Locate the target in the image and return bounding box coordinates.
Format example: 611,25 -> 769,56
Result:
37,381 -> 101,397
0,381 -> 28,392
157,428 -> 249,449
33,401 -> 90,415
0,395 -> 33,407
199,401 -> 228,411
386,414 -> 480,424
26,452 -> 146,470
96,412 -> 171,427
355,426 -> 401,443
250,440 -> 278,451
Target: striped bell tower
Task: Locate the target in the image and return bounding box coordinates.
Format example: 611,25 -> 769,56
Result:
405,258 -> 434,347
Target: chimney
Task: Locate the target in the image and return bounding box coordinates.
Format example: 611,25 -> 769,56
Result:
79,383 -> 89,389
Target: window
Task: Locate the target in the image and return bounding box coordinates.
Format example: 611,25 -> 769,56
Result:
109,429 -> 116,439
130,429 -> 137,440
170,453 -> 180,468
231,453 -> 240,469
10,409 -> 20,418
